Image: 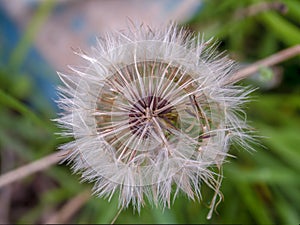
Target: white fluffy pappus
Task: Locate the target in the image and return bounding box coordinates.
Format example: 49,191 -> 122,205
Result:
55,22 -> 254,217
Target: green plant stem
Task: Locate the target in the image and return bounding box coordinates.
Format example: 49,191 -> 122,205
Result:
0,89 -> 54,130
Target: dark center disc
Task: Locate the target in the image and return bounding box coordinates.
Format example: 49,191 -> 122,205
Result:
128,96 -> 177,138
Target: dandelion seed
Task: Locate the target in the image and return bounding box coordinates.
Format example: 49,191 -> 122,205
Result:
56,22 -> 253,216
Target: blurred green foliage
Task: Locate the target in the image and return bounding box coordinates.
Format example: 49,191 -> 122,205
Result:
0,0 -> 299,224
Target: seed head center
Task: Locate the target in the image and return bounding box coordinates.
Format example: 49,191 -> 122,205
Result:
129,95 -> 175,137
145,107 -> 153,120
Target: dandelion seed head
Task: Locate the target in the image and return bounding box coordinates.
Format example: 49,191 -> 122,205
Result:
56,22 -> 253,213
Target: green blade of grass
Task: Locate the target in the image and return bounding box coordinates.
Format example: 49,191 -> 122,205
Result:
9,0 -> 56,71
0,88 -> 55,131
260,11 -> 300,46
226,165 -> 299,185
272,186 -> 300,225
257,124 -> 300,172
235,182 -> 273,224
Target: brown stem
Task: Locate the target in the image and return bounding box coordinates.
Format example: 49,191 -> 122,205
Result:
235,1 -> 287,19
110,206 -> 124,224
45,190 -> 90,224
228,44 -> 300,84
0,151 -> 63,188
0,149 -> 15,223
